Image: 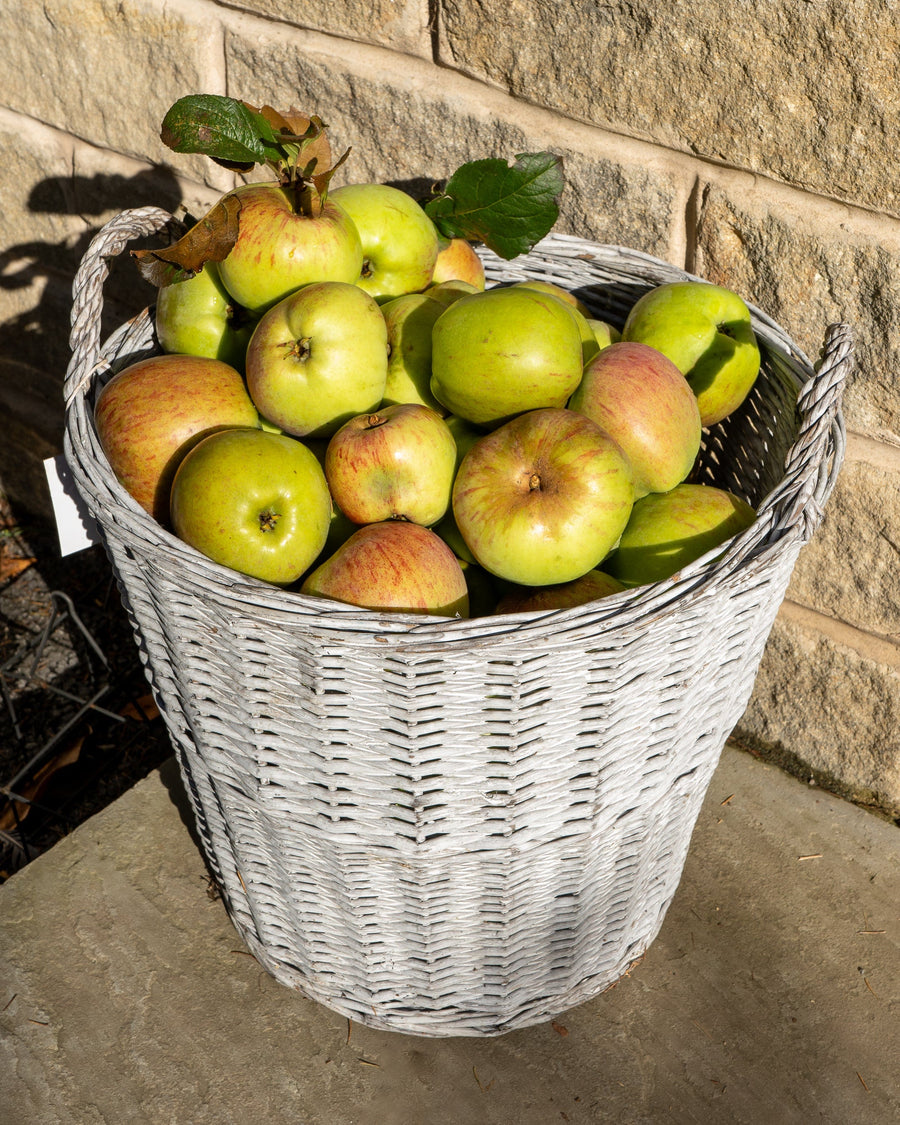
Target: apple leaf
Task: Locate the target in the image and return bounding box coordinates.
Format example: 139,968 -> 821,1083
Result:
160,95 -> 282,169
424,152 -> 565,260
253,106 -> 333,177
131,193 -> 243,287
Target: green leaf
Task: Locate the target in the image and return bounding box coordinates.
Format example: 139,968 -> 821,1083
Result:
160,95 -> 277,167
424,152 -> 565,260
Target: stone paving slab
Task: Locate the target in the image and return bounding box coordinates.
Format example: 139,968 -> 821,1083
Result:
1,743 -> 898,1124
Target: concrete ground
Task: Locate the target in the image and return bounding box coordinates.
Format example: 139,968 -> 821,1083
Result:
1,742 -> 897,1125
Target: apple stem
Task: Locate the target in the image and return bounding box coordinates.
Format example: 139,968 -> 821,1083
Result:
529,473 -> 542,491
286,337 -> 312,363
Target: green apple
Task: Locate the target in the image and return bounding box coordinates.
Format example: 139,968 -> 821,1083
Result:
94,354 -> 260,525
587,319 -> 621,350
512,279 -> 592,317
430,286 -> 584,429
511,280 -> 600,363
431,237 -> 485,289
300,520 -> 469,617
495,569 -> 624,614
169,427 -> 332,586
425,279 -> 482,308
605,483 -> 757,587
216,182 -> 364,315
380,292 -> 447,412
432,414 -> 485,563
568,340 -> 702,498
324,403 -> 457,527
621,281 -> 761,426
245,281 -> 389,439
444,413 -> 484,465
328,182 -> 440,301
452,407 -> 634,586
458,559 -> 500,617
155,261 -> 257,372
302,436 -> 358,552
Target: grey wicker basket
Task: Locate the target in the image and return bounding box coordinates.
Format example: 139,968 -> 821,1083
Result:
64,207 -> 851,1037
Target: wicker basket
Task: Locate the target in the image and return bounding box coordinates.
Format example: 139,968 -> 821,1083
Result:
63,207 -> 851,1037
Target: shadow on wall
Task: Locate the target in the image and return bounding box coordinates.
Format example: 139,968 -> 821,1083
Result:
0,166 -> 183,376
0,166 -> 183,522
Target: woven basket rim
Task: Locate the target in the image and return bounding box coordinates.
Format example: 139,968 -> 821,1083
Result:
63,218 -> 850,646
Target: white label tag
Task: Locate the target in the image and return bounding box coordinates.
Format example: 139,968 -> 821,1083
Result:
43,454 -> 102,556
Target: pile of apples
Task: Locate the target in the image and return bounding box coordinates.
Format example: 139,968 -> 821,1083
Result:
94,100 -> 762,620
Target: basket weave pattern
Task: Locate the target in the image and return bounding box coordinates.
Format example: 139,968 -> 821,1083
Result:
64,209 -> 851,1036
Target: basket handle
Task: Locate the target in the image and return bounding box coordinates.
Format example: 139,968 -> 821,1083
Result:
65,206 -> 178,408
754,321 -> 852,544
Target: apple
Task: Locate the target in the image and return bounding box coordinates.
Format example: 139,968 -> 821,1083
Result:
94,354 -> 260,525
512,279 -> 592,317
604,482 -> 757,587
300,520 -> 469,617
452,408 -> 634,586
154,261 -> 257,372
169,427 -> 332,586
458,559 -> 500,617
431,237 -> 486,289
432,414 -> 485,563
215,182 -> 364,315
568,341 -> 702,498
380,292 -> 447,413
495,569 -> 624,614
621,281 -> 761,426
430,286 -> 584,429
444,413 -> 485,465
245,281 -> 389,439
325,403 -> 457,526
587,319 -> 621,350
425,279 -> 482,307
510,280 -> 601,363
433,508 -> 476,564
328,182 -> 440,301
302,436 -> 358,553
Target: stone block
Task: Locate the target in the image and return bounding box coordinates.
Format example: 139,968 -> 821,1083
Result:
0,360 -> 62,523
692,180 -> 900,442
234,0 -> 431,56
736,611 -> 900,819
787,455 -> 900,637
223,28 -> 687,260
0,117 -> 193,381
438,1 -> 900,214
0,0 -> 229,189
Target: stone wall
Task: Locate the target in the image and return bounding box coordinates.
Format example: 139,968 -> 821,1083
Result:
2,0 -> 897,816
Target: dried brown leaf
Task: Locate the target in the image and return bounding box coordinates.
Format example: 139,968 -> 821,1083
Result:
0,551 -> 35,583
119,692 -> 160,722
251,104 -> 332,175
132,193 -> 243,287
0,737 -> 84,832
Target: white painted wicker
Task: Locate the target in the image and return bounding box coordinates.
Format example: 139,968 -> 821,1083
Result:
63,207 -> 851,1037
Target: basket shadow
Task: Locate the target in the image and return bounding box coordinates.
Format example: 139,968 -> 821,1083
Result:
0,166 -> 184,524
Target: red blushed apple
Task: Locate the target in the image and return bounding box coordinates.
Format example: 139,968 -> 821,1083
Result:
452,408 -> 635,586
325,403 -> 457,527
216,182 -> 364,315
568,341 -> 702,498
495,569 -> 625,614
94,354 -> 259,525
300,521 -> 470,617
431,238 -> 486,289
